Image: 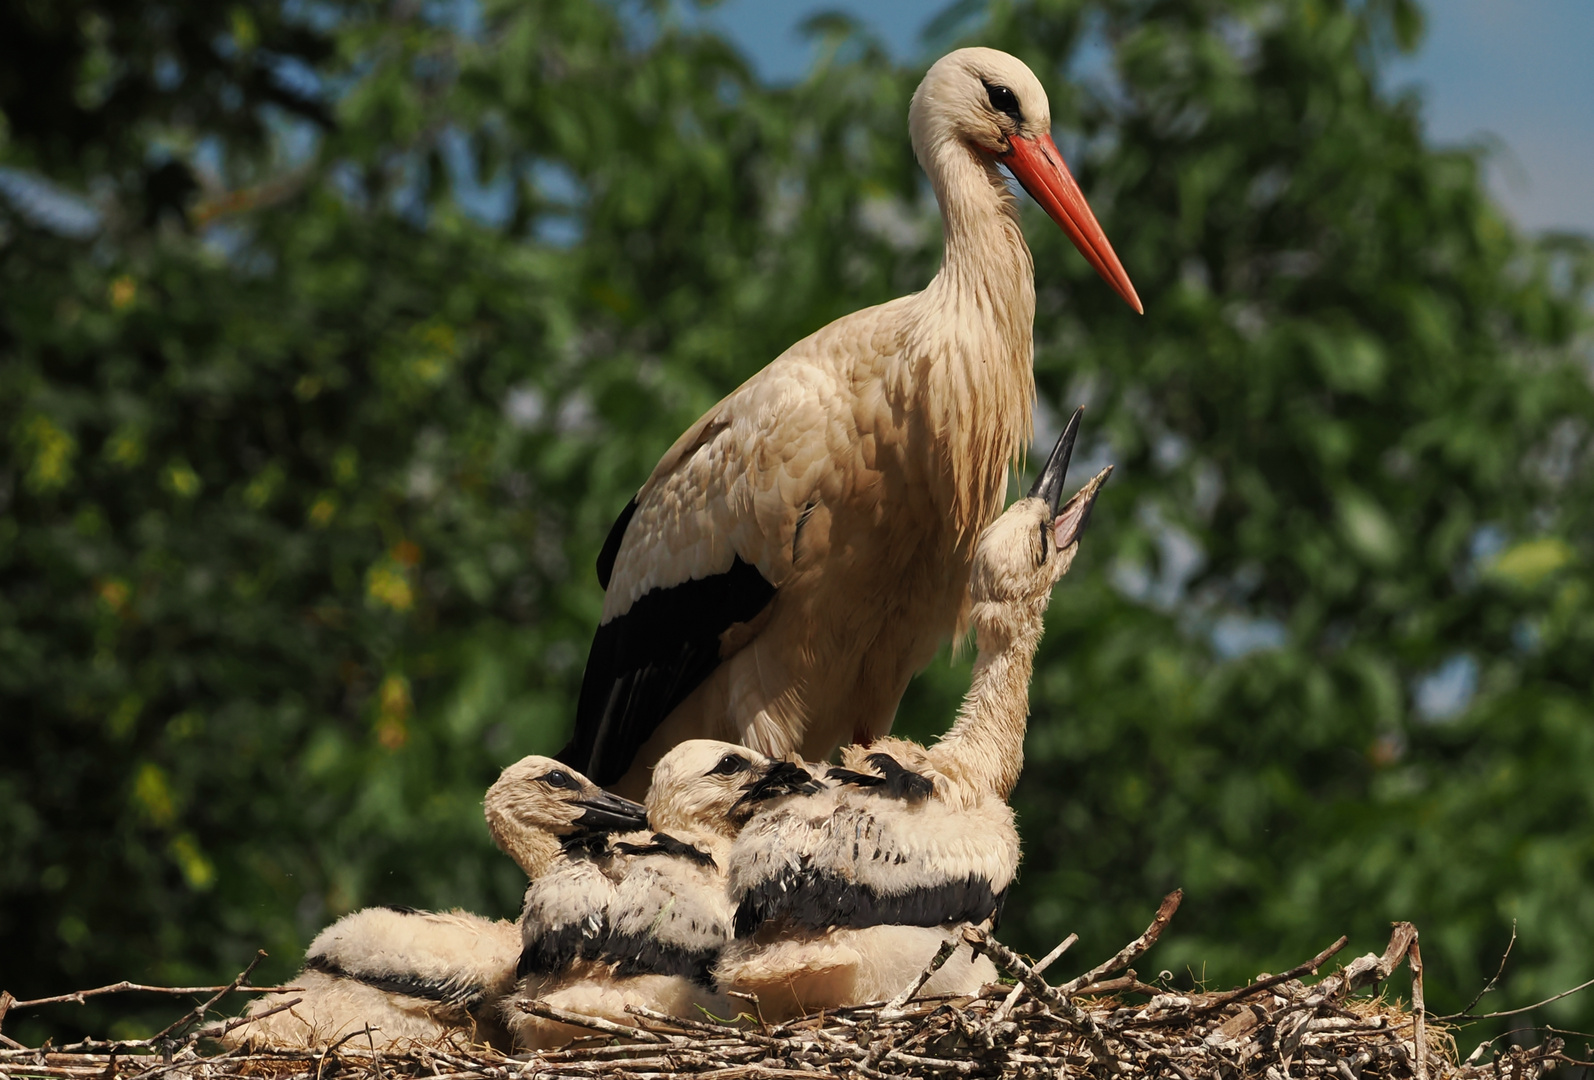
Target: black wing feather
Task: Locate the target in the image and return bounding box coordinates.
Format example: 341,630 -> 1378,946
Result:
824,756 -> 934,801
595,498 -> 638,591
517,922 -> 603,979
613,832 -> 718,868
561,553 -> 776,785
602,934 -> 719,988
306,956 -> 480,1007
733,868 -> 1001,938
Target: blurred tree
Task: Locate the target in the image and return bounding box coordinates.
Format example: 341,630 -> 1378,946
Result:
1,0 -> 1589,1053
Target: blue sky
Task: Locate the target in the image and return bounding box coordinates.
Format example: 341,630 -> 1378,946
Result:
705,0 -> 1594,235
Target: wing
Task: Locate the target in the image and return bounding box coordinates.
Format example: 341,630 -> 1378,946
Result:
599,849 -> 732,988
729,793 -> 1018,938
305,908 -> 519,1006
561,366 -> 844,785
516,859 -> 617,978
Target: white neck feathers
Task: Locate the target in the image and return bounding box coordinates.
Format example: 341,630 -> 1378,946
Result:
928,590 -> 1050,802
892,133 -> 1037,545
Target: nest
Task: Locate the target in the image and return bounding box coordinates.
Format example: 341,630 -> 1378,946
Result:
0,895 -> 1576,1080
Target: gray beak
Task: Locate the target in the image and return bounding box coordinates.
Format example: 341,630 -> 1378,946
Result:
571,791 -> 649,833
1028,405 -> 1083,515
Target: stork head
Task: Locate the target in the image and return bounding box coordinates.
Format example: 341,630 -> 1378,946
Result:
909,47 -> 1141,314
972,406 -> 1112,613
485,755 -> 649,875
647,739 -> 821,838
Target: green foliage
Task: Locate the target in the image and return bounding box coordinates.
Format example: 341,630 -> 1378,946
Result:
2,0 -> 1590,1051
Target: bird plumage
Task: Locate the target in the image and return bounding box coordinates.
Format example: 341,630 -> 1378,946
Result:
504,741 -> 819,1048
563,47 -> 1138,796
717,418 -> 1113,1016
225,756 -> 646,1051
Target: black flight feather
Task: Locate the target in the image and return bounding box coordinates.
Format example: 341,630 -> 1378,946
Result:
560,555 -> 776,785
595,497 -> 638,591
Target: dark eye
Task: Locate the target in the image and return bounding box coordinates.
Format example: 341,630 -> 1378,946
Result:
1037,520 -> 1051,563
709,754 -> 750,776
539,769 -> 577,790
983,81 -> 1022,123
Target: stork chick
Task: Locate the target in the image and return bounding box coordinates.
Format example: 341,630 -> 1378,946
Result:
225,756 -> 646,1051
562,47 -> 1141,797
719,415 -> 1111,1018
504,740 -> 818,1048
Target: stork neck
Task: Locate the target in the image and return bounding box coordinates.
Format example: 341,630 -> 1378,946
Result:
895,139 -> 1038,544
920,139 -> 1036,331
495,829 -> 564,881
929,594 -> 1048,801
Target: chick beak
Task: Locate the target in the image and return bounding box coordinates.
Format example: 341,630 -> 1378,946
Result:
571,790 -> 650,833
1053,465 -> 1113,549
1028,405 -> 1083,515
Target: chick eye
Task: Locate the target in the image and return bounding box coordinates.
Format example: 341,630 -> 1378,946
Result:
1037,520 -> 1051,564
983,81 -> 1023,123
539,769 -> 577,790
710,754 -> 750,776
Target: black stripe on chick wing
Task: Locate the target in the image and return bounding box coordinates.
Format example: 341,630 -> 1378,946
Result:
305,956 -> 479,1007
562,556 -> 776,785
733,866 -> 1002,937
516,918 -> 605,979
604,932 -> 720,988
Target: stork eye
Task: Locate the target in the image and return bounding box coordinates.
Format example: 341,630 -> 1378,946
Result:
983,81 -> 1023,123
539,769 -> 578,790
1038,520 -> 1051,563
709,754 -> 750,776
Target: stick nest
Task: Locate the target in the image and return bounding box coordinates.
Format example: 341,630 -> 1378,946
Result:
1,897 -> 1574,1080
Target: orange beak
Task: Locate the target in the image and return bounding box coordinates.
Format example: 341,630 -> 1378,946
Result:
1002,134 -> 1142,314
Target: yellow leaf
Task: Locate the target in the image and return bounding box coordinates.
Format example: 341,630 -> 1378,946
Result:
169,833 -> 216,891
22,415 -> 77,493
163,461 -> 202,498
375,674 -> 411,749
132,763 -> 176,827
308,493 -> 338,527
109,275 -> 137,310
1488,538 -> 1574,589
97,577 -> 130,614
367,563 -> 414,612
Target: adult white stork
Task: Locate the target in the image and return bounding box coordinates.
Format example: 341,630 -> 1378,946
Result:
562,46 -> 1140,796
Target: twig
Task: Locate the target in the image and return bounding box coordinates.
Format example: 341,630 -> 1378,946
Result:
989,933 -> 1078,1027
515,1001 -> 666,1044
1178,937 -> 1349,1020
1457,922 -> 1517,1019
1058,890 -> 1183,996
191,996 -> 304,1044
879,936 -> 959,1016
3,973 -> 298,1012
1450,975 -> 1594,1021
1410,936 -> 1427,1080
1075,974 -> 1163,997
963,925 -> 1123,1075
149,951 -> 270,1044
